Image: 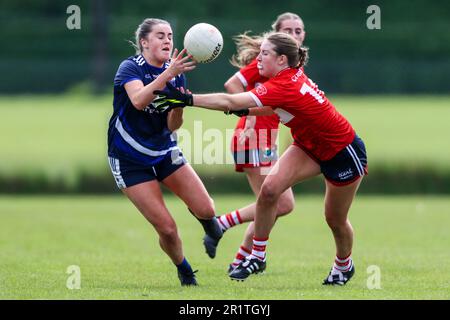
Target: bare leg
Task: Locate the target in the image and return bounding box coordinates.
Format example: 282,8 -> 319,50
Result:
229,146 -> 321,280
162,164 -> 215,219
255,145 -> 321,239
236,167 -> 295,222
122,181 -> 184,264
239,167 -> 295,249
324,178 -> 363,258
162,164 -> 223,258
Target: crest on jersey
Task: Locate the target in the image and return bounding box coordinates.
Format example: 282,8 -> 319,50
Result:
255,84 -> 267,96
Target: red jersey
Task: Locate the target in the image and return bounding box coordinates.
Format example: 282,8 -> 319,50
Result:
232,58 -> 279,152
249,67 -> 355,161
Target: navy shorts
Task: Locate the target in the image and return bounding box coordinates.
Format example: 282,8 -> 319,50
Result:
108,152 -> 186,189
320,135 -> 368,186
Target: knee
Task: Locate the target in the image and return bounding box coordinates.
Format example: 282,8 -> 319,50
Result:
157,223 -> 179,241
192,197 -> 215,219
276,195 -> 295,216
259,182 -> 281,204
325,214 -> 347,231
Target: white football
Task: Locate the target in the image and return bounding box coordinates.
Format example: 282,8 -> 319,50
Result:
183,23 -> 223,63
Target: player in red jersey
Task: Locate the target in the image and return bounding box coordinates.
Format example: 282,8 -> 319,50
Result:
154,32 -> 368,285
213,13 -> 305,273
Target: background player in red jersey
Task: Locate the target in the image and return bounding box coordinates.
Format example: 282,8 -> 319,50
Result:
154,32 -> 368,285
214,13 -> 305,273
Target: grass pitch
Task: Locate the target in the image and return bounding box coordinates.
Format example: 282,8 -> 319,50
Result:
1,195 -> 449,299
1,95 -> 450,179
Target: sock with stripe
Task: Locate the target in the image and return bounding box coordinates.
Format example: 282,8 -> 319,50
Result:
332,252 -> 353,274
217,210 -> 242,232
231,246 -> 251,267
249,237 -> 268,261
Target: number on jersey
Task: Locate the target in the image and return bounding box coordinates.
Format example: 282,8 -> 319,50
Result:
300,79 -> 325,104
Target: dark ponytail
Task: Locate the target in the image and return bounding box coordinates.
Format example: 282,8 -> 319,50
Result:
298,46 -> 309,68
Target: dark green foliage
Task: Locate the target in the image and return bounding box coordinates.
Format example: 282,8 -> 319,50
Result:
1,0 -> 450,93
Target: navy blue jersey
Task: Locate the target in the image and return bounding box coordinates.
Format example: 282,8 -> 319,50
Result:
108,54 -> 186,166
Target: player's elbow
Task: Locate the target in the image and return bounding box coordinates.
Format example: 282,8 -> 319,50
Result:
224,79 -> 233,93
227,97 -> 250,111
168,109 -> 184,131
128,93 -> 148,110
224,77 -> 244,94
168,119 -> 183,132
130,98 -> 146,110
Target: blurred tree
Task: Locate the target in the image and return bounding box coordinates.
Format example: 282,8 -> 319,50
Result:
91,0 -> 108,93
0,0 -> 449,93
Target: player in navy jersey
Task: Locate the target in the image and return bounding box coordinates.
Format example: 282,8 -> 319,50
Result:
107,18 -> 222,286
154,32 -> 367,286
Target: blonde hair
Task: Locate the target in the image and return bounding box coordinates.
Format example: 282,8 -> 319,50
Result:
230,12 -> 304,68
230,32 -> 264,68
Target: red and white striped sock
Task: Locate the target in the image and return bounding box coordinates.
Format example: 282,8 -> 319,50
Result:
249,237 -> 268,261
217,210 -> 242,232
332,252 -> 353,273
231,246 -> 251,267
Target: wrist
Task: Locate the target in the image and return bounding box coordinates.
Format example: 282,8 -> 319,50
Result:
164,68 -> 177,80
187,94 -> 194,106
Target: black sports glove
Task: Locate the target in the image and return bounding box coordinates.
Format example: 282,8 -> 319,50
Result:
224,109 -> 249,117
153,82 -> 193,113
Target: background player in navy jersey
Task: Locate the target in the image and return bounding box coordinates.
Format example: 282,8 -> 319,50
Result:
107,18 -> 222,286
155,32 -> 367,286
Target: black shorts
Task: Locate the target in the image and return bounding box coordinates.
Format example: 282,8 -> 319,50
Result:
320,135 -> 368,186
108,152 -> 186,189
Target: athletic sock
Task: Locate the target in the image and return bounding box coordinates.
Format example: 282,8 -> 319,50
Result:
217,210 -> 242,232
249,237 -> 268,261
332,252 -> 353,274
231,246 -> 251,267
176,257 -> 193,275
188,208 -> 223,239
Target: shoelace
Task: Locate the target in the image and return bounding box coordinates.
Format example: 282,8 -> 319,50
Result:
181,269 -> 198,277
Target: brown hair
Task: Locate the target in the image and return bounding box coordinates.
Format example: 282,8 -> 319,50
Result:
230,12 -> 304,68
271,12 -> 303,32
266,32 -> 309,68
130,18 -> 170,54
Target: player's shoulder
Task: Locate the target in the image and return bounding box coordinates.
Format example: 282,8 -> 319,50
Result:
255,68 -> 298,95
246,58 -> 259,69
239,58 -> 258,74
120,54 -> 145,68
287,67 -> 305,82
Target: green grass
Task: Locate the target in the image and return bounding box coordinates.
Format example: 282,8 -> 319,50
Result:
1,195 -> 449,299
1,94 -> 450,180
